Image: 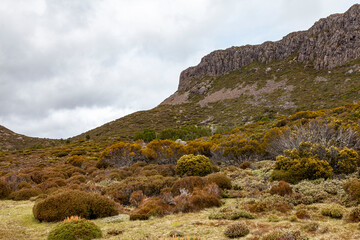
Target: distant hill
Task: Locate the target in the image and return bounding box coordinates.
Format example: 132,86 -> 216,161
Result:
0,125 -> 58,151
1,4 -> 360,150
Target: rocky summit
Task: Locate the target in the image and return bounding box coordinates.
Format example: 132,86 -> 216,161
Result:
176,4 -> 360,93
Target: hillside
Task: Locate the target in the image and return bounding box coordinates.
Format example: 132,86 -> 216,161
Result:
0,125 -> 58,151
74,4 -> 360,142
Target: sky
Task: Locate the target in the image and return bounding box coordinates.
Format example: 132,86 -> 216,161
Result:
0,0 -> 358,139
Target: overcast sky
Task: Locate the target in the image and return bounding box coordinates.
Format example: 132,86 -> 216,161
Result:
0,0 -> 358,139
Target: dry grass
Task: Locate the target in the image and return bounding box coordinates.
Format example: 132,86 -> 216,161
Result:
1,198 -> 360,240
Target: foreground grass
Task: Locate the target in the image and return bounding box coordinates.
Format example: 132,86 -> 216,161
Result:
1,199 -> 360,240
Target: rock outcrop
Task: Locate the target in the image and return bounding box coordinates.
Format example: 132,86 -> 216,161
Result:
178,4 -> 360,92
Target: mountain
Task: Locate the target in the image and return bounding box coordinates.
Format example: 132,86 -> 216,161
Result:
74,4 -> 360,142
2,4 -> 360,149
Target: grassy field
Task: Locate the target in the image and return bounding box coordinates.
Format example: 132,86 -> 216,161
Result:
1,198 -> 360,240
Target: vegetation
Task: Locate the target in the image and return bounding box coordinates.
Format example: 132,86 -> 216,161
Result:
47,216 -> 102,240
33,190 -> 118,222
176,154 -> 213,177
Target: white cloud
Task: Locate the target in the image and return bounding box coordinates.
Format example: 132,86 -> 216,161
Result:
0,0 -> 358,138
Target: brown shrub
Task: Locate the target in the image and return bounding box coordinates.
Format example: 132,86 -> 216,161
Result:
67,155 -> 86,167
344,178 -> 360,202
239,161 -> 251,169
129,190 -> 145,207
173,185 -> 222,213
33,190 -> 118,222
0,179 -> 12,199
206,173 -> 232,189
171,176 -> 206,196
296,209 -> 310,219
348,207 -> 360,222
270,181 -> 293,196
9,188 -> 42,201
248,202 -> 267,213
224,222 -> 250,238
130,197 -> 173,220
104,175 -> 176,205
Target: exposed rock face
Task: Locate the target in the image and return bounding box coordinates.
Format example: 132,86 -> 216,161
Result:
178,4 -> 360,92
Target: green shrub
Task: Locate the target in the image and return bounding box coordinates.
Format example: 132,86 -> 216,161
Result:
224,222 -> 249,238
134,129 -> 156,142
321,204 -> 344,219
206,173 -> 232,189
176,154 -> 213,177
272,144 -> 333,183
47,217 -> 102,240
9,188 -> 42,201
33,190 -> 118,222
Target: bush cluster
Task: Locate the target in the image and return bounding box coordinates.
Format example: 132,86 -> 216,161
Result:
270,142 -> 359,183
33,190 -> 118,222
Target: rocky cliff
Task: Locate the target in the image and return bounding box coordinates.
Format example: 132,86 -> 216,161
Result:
178,4 -> 360,92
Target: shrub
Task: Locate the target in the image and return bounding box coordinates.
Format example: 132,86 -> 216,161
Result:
320,204 -> 344,219
343,178 -> 360,202
134,129 -> 156,142
239,161 -> 251,169
47,216 -> 102,240
206,173 -> 232,189
9,188 -> 42,201
176,154 -> 213,177
171,176 -> 206,196
173,184 -> 222,213
224,222 -> 249,238
97,141 -> 145,168
129,190 -> 144,207
348,207 -> 360,222
0,179 -> 11,199
270,181 -> 292,196
296,209 -> 310,219
272,146 -> 333,183
33,190 -> 118,222
143,139 -> 187,164
130,197 -> 173,220
105,175 -> 175,205
67,155 -> 86,168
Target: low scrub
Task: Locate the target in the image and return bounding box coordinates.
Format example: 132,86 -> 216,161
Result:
224,222 -> 249,238
320,204 -> 344,219
33,190 -> 118,222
